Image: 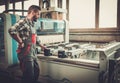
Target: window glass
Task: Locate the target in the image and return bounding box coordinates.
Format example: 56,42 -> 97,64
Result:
16,2 -> 22,9
14,2 -> 22,15
99,0 -> 117,28
15,12 -> 22,16
9,3 -> 13,9
24,0 -> 39,10
69,0 -> 95,29
24,12 -> 28,16
9,12 -> 13,14
0,5 -> 5,13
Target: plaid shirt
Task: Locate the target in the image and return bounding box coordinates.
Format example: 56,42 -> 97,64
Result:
9,17 -> 41,43
9,18 -> 35,42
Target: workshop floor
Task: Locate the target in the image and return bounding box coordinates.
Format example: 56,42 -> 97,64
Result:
0,55 -> 58,83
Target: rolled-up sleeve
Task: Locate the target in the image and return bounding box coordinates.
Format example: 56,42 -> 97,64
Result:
8,19 -> 24,35
8,24 -> 18,35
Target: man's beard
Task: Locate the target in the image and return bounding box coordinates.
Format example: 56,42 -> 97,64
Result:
33,16 -> 37,22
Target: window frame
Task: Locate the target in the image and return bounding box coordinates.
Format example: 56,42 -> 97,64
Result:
69,0 -> 120,33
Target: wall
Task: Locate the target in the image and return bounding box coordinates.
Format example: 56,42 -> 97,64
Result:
69,30 -> 120,43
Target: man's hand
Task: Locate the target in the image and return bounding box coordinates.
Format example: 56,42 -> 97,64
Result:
18,42 -> 24,48
40,44 -> 47,51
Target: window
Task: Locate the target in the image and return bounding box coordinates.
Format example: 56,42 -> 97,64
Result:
69,0 -> 95,29
24,0 -> 39,10
0,5 -> 5,13
15,2 -> 22,15
24,0 -> 39,16
9,3 -> 13,10
99,0 -> 117,28
16,2 -> 22,9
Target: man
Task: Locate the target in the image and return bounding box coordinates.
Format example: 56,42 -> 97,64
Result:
8,5 -> 45,83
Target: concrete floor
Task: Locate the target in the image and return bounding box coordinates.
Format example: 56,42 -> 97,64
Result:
0,55 -> 58,83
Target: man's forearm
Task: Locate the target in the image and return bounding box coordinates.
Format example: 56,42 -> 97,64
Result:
39,44 -> 46,50
10,34 -> 22,44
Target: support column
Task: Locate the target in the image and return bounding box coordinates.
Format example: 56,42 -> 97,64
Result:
62,0 -> 66,19
5,0 -> 10,12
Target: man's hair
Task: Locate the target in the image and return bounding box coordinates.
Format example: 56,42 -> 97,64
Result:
28,5 -> 41,14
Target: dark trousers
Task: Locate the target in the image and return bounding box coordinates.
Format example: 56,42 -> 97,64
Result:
20,58 -> 40,83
